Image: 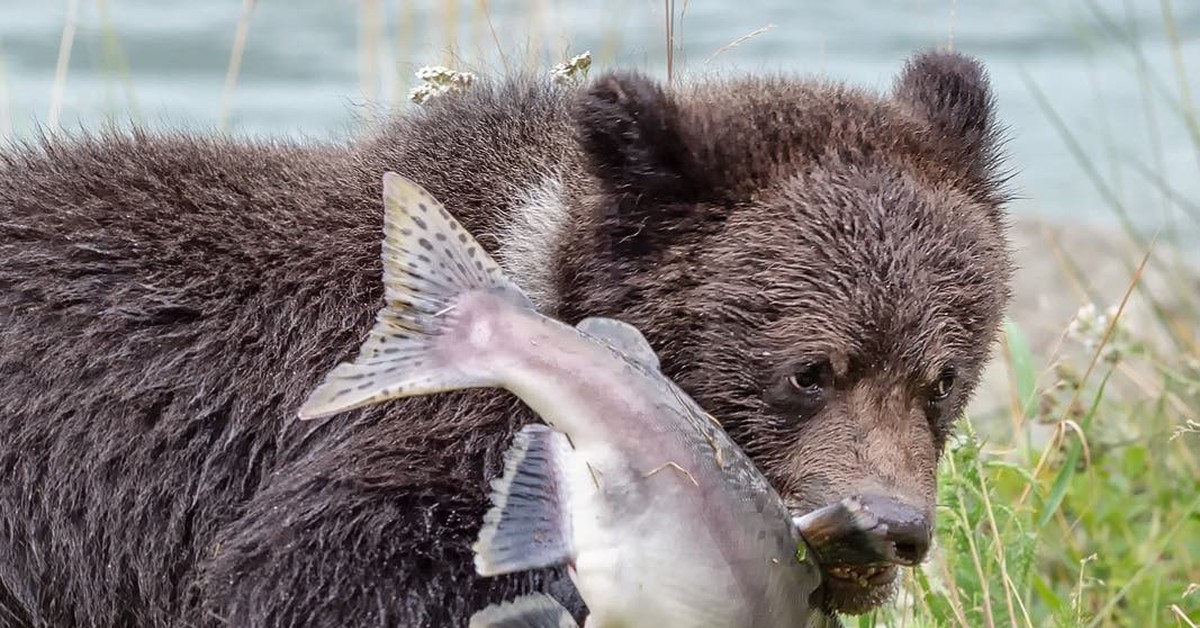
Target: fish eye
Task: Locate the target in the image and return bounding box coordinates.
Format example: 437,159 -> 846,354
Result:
930,368 -> 956,401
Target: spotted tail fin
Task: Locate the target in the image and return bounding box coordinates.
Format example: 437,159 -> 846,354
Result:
297,172 -> 533,420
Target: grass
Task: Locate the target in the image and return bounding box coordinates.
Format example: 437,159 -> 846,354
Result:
5,0 -> 1199,626
856,2 -> 1200,622
858,249 -> 1200,627
856,2 -> 1199,623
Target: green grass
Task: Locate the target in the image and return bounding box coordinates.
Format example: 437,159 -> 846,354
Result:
852,2 -> 1200,624
6,0 -> 1199,625
854,265 -> 1200,627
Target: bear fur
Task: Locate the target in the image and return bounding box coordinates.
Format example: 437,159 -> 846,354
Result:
0,48 -> 1013,627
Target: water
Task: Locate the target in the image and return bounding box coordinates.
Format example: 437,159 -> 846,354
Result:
1,0 -> 1197,231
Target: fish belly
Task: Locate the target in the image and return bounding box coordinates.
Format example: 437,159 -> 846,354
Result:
568,483 -> 760,628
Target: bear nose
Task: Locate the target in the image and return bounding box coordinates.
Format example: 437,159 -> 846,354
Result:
857,493 -> 933,566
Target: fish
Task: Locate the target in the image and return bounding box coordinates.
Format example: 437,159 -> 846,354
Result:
296,172 -> 888,628
465,593 -> 578,628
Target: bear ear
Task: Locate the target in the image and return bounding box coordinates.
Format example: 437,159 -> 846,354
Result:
892,49 -> 1005,196
571,71 -> 704,202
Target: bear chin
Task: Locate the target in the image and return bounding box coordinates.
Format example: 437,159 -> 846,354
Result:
819,563 -> 902,615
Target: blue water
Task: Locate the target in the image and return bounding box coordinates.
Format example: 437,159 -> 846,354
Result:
2,0 -> 1197,230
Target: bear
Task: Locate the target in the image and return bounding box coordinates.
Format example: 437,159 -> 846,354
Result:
0,47 -> 1013,627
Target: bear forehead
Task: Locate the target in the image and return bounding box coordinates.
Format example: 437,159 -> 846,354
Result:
712,184 -> 1006,378
756,283 -> 984,379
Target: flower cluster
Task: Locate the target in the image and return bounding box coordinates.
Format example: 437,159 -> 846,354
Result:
550,51 -> 592,85
1065,302 -> 1137,363
408,66 -> 478,105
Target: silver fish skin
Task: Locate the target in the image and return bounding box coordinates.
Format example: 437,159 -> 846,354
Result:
297,172 -> 825,628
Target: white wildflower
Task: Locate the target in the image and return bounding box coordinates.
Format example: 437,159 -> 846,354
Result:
550,51 -> 592,85
407,84 -> 439,105
409,65 -> 478,105
1066,303 -> 1102,347
1065,302 -> 1135,363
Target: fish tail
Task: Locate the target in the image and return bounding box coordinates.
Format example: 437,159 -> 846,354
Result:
297,172 -> 534,420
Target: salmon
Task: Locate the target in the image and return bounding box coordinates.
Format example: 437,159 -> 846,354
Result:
298,172 -> 890,627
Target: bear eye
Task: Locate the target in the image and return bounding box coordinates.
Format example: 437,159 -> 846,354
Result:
787,362 -> 829,396
930,368 -> 956,401
765,359 -> 833,424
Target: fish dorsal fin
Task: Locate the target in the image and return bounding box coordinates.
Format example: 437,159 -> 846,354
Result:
575,317 -> 661,372
468,593 -> 579,628
472,423 -> 579,577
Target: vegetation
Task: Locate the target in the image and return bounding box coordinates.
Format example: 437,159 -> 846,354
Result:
863,1 -> 1200,625
4,0 -> 1196,625
868,296 -> 1200,627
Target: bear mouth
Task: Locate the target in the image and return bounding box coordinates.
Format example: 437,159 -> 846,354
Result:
819,563 -> 900,614
790,498 -> 909,615
826,563 -> 896,587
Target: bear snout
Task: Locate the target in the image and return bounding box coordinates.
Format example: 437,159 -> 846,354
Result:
855,492 -> 934,566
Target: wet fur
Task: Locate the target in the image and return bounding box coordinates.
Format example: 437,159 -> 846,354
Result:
0,50 -> 1012,626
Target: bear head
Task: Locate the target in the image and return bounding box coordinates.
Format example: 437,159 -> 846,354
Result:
557,49 -> 1014,615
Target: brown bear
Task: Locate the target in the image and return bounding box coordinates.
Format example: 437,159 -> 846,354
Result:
0,48 -> 1013,627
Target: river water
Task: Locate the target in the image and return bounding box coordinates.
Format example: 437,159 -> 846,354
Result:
1,0 -> 1197,231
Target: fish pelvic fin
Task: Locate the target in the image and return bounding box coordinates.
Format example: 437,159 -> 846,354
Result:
473,423 -> 578,577
296,172 -> 534,420
468,593 -> 580,628
575,316 -> 661,372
